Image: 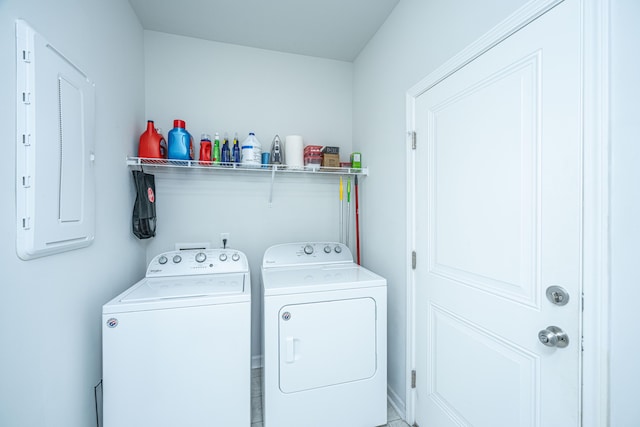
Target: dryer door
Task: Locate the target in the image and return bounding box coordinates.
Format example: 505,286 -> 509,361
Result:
278,297 -> 377,393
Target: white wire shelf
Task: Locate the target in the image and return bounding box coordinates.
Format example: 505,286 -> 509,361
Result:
126,157 -> 368,176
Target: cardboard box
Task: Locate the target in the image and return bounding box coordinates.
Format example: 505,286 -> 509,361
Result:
322,153 -> 340,167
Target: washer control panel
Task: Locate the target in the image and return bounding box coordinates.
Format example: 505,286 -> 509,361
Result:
146,249 -> 249,277
262,242 -> 353,268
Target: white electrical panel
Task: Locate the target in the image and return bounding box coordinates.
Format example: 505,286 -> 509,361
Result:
16,20 -> 96,260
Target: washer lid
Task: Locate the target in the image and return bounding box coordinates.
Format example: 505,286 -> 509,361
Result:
120,273 -> 246,303
261,264 -> 385,296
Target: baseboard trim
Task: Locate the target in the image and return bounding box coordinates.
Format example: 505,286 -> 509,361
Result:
387,385 -> 406,421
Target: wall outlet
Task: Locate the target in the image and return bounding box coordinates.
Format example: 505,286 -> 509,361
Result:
220,233 -> 230,248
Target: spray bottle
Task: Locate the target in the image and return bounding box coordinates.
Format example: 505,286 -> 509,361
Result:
232,132 -> 241,164
213,132 -> 221,164
221,132 -> 231,165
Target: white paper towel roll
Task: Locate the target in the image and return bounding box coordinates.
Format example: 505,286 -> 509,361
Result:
285,135 -> 304,169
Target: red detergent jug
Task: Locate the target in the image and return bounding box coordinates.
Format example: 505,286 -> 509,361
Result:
199,134 -> 212,165
138,120 -> 167,158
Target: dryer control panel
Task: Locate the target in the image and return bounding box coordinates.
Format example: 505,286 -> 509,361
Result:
146,249 -> 249,277
262,242 -> 353,268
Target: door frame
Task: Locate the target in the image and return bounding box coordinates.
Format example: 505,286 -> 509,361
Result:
404,0 -> 610,425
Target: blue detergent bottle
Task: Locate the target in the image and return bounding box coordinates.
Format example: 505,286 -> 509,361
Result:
168,119 -> 193,160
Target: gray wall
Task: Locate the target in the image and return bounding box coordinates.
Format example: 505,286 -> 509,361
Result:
0,0 -> 145,426
142,30 -> 354,364
353,0 -> 529,411
610,0 -> 640,424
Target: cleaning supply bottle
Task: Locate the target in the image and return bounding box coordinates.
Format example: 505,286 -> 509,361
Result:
168,119 -> 193,160
232,132 -> 241,164
199,134 -> 212,165
138,120 -> 167,158
241,132 -> 262,166
221,132 -> 231,165
270,134 -> 283,164
213,132 -> 221,164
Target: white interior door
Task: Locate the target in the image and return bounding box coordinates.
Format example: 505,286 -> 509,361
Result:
413,1 -> 582,426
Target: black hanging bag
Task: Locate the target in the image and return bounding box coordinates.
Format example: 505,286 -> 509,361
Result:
131,170 -> 156,239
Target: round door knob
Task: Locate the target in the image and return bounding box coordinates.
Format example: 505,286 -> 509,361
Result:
538,326 -> 569,348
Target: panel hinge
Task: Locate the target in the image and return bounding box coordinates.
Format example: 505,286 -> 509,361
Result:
22,176 -> 31,188
22,92 -> 31,105
411,369 -> 416,388
22,133 -> 31,146
22,217 -> 31,230
22,49 -> 31,63
412,251 -> 417,269
411,131 -> 417,149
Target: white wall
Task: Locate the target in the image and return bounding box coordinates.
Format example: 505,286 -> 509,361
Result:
0,1 -> 145,426
609,0 -> 640,424
143,31 -> 353,363
352,0 -> 528,411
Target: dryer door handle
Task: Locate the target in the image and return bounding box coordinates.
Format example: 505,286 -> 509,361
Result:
285,337 -> 299,363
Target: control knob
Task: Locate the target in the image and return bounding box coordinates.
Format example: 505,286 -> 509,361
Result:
172,255 -> 182,264
158,255 -> 168,265
304,244 -> 314,255
232,253 -> 240,262
334,245 -> 342,253
219,253 -> 228,262
324,245 -> 332,254
195,252 -> 207,263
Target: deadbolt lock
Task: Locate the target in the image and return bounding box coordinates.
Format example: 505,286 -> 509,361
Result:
546,285 -> 569,306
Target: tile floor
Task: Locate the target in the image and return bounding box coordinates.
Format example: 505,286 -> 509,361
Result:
251,368 -> 411,427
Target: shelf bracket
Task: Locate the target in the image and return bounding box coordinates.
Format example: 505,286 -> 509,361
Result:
268,166 -> 276,206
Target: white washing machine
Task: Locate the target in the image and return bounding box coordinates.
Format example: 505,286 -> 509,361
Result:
261,242 -> 387,427
102,249 -> 251,427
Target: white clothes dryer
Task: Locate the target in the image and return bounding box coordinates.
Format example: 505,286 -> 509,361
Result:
102,249 -> 251,427
261,242 -> 387,427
